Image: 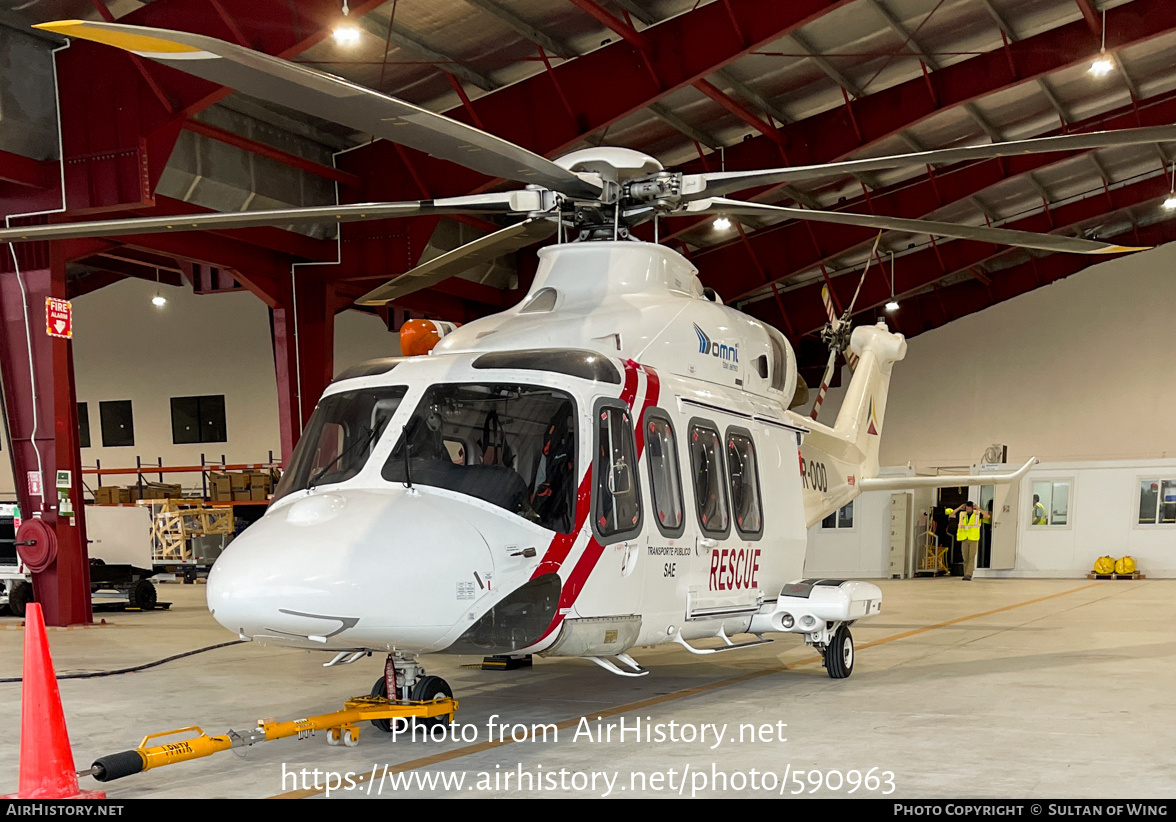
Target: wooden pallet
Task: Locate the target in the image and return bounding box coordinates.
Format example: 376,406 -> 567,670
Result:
1086,572 -> 1146,580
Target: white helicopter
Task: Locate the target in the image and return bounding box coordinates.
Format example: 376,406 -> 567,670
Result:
5,19 -> 1169,718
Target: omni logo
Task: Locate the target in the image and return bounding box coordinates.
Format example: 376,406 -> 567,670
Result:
693,323 -> 739,369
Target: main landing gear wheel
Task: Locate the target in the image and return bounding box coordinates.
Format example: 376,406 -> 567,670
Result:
824,625 -> 854,679
411,675 -> 453,729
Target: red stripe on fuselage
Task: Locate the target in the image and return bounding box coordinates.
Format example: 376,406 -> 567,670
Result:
633,364 -> 660,455
531,363 -> 659,645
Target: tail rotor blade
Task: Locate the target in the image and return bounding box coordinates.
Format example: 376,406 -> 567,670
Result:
810,347 -> 839,420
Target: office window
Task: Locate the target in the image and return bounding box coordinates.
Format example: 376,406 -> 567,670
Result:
171,395 -> 227,444
99,401 -> 134,447
77,403 -> 90,449
822,501 -> 854,529
1138,479 -> 1176,525
1030,480 -> 1070,526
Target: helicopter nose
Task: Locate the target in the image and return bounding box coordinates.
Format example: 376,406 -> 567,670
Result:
206,490 -> 496,652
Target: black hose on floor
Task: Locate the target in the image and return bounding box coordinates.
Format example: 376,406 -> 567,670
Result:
0,639 -> 246,683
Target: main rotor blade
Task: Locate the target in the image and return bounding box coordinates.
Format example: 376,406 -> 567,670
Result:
688,198 -> 1148,255
357,218 -> 557,305
0,192 -> 542,243
696,125 -> 1176,196
35,20 -> 603,200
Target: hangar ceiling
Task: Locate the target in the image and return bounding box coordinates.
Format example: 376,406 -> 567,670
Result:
1,0 -> 1173,378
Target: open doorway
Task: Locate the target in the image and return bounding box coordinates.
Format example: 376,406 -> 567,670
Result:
934,486 -> 969,577
977,484 -> 995,570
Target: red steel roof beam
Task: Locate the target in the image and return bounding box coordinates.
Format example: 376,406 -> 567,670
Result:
693,79 -> 785,145
182,120 -> 361,188
0,149 -> 55,188
692,92 -> 1176,301
754,171 -> 1173,338
675,0 -> 1176,188
338,0 -> 853,203
565,0 -> 650,49
327,0 -> 852,289
894,217 -> 1176,339
1074,0 -> 1103,35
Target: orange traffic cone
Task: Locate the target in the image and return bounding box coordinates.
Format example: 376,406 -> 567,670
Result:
2,603 -> 104,799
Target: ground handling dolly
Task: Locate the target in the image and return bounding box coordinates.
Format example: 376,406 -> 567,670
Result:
82,692 -> 459,783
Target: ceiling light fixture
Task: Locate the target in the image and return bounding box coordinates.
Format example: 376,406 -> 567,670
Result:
1090,8 -> 1113,76
1165,163 -> 1176,211
334,0 -> 360,47
885,251 -> 899,312
151,269 -> 167,308
712,216 -> 731,231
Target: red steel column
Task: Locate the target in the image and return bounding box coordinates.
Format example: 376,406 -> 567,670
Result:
271,276 -> 336,461
0,240 -> 93,626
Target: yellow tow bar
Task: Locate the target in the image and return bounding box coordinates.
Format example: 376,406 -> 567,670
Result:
85,694 -> 458,782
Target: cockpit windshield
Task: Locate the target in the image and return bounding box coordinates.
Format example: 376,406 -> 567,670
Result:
274,386 -> 408,501
381,384 -> 577,534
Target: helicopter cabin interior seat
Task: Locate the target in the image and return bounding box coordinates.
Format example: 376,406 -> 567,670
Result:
391,414 -> 529,515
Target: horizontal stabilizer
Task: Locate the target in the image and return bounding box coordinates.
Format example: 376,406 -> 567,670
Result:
858,458 -> 1037,492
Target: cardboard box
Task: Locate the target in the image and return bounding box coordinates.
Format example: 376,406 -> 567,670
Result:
248,472 -> 270,492
230,473 -> 250,491
249,487 -> 268,501
128,482 -> 182,502
94,486 -> 121,505
232,489 -> 251,502
208,473 -> 232,502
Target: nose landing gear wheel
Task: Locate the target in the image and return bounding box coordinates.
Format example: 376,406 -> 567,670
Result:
411,675 -> 453,729
824,625 -> 854,679
369,676 -> 395,733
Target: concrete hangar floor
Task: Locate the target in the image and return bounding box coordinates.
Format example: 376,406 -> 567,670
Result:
0,578 -> 1170,799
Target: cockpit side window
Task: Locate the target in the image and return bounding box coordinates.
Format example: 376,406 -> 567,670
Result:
273,386 -> 408,501
381,384 -> 578,534
592,400 -> 642,544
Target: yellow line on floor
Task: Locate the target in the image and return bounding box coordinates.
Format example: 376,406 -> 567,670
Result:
853,581 -> 1102,652
270,581 -> 1101,799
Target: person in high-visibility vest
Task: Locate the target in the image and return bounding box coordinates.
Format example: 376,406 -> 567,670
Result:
947,501 -> 991,580
1032,494 -> 1048,525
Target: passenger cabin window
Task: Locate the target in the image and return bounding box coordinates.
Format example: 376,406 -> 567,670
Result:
645,414 -> 684,537
593,404 -> 642,542
382,384 -> 577,534
689,422 -> 730,536
726,430 -> 763,538
274,386 -> 407,501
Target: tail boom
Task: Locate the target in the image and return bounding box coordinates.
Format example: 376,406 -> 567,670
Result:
790,321 -> 907,527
